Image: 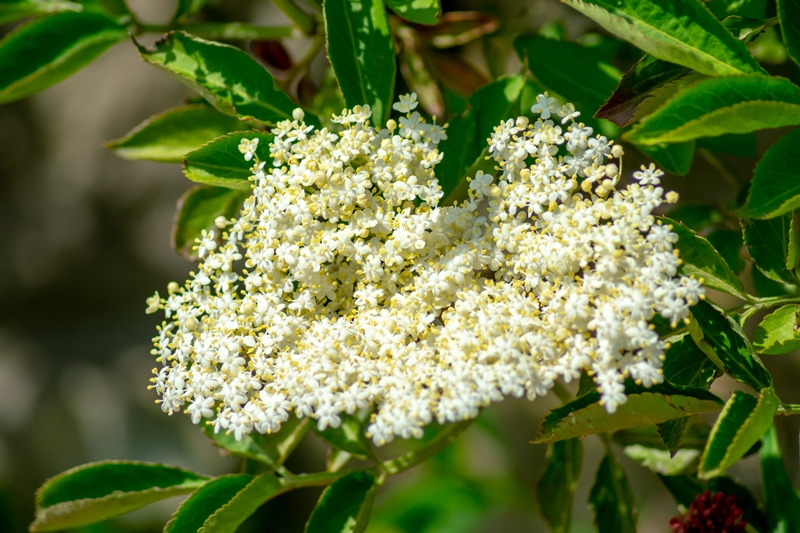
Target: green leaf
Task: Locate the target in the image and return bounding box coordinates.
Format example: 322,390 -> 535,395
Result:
105,105 -> 248,163
665,203 -> 722,232
689,299 -> 772,390
760,424 -> 800,532
533,382 -> 723,444
202,416 -> 309,467
753,305 -> 800,355
657,333 -> 718,454
314,412 -> 372,459
183,131 -> 272,190
706,229 -> 745,275
634,141 -> 695,176
589,453 -> 636,533
658,474 -> 769,531
201,472 -> 285,533
31,461 -> 208,532
535,438 -> 583,533
742,214 -> 799,284
614,421 -> 711,450
165,474 -> 253,533
305,471 -> 377,533
631,71 -> 706,124
698,387 -> 779,479
595,55 -> 691,127
396,25 -> 443,117
173,0 -> 207,22
135,32 -> 314,126
625,76 -> 800,145
779,0 -> 800,67
324,0 -> 395,124
514,35 -> 621,112
173,186 -> 248,259
0,0 -> 82,25
622,445 -> 700,476
740,129 -> 800,219
561,0 -> 765,77
662,217 -> 747,299
696,132 -> 757,157
437,75 -> 525,204
385,0 -> 440,25
0,11 -> 125,104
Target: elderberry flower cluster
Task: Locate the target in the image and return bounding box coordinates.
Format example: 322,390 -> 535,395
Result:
147,92 -> 703,445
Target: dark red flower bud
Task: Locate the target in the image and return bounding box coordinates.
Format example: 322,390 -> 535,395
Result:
669,491 -> 746,533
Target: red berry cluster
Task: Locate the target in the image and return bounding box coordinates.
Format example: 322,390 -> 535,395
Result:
670,491 -> 746,533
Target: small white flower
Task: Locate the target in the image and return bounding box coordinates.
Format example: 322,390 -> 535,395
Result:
393,93 -> 418,113
557,103 -> 581,124
633,163 -> 665,185
238,138 -> 259,161
531,92 -> 557,119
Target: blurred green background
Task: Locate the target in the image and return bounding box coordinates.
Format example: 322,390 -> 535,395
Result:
2,1 -> 800,532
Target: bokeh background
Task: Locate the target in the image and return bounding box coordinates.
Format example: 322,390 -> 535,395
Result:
1,0 -> 799,532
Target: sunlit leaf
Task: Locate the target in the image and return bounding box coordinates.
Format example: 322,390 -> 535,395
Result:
0,0 -> 82,25
753,305 -> 800,355
201,472 -> 285,533
182,131 -> 273,190
173,186 -> 248,259
385,0 -> 440,25
165,475 -> 253,533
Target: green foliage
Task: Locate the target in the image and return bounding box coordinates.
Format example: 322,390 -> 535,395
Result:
324,0 -> 396,124
753,305 -> 800,354
0,12 -> 125,104
760,424 -> 800,532
173,0 -> 208,23
589,453 -> 636,533
173,186 -> 248,258
514,35 -> 621,112
779,0 -> 800,67
0,0 -> 82,25
561,0 -> 765,76
705,229 -> 745,275
689,300 -> 773,390
31,462 -> 208,532
634,141 -> 695,176
385,0 -> 441,25
663,217 -> 747,299
305,471 -> 377,533
165,475 -> 253,533
105,105 -> 248,163
202,416 -> 309,467
698,388 -> 779,478
536,438 -> 582,533
136,32 -> 314,126
740,129 -> 800,219
313,412 -> 373,459
533,382 -> 723,444
182,131 -> 272,189
626,75 -> 800,145
666,203 -> 723,232
742,214 -> 800,284
201,473 -> 285,533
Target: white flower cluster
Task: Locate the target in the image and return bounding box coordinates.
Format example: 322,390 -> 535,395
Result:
147,92 -> 703,445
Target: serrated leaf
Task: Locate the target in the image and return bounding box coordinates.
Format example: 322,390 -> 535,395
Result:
31,461 -> 208,532
634,141 -> 695,176
614,421 -> 711,450
305,471 -> 377,533
562,0 -> 765,77
437,75 -> 525,204
183,131 -> 272,190
589,453 -> 636,533
536,438 -> 582,533
173,186 -> 248,259
753,305 -> 800,355
740,129 -> 800,219
165,474 -> 253,533
665,203 -> 723,232
779,0 -> 800,67
689,299 -> 772,390
625,76 -> 800,145
0,0 -> 82,25
623,445 -> 700,476
658,474 -> 769,531
631,71 -> 706,124
202,415 -> 308,467
706,229 -> 745,275
596,55 -> 690,127
200,472 -> 285,533
742,214 -> 799,284
663,217 -> 747,299
324,0 -> 395,125
696,132 -> 757,157
760,424 -> 800,532
514,35 -> 621,112
698,387 -> 779,479
135,32 -> 315,126
385,0 -> 440,25
105,105 -> 248,163
533,382 -> 723,444
313,412 -> 372,459
0,11 -> 125,104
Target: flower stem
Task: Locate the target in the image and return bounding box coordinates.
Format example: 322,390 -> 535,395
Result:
382,420 -> 474,476
777,404 -> 800,416
177,23 -> 301,40
272,0 -> 316,35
